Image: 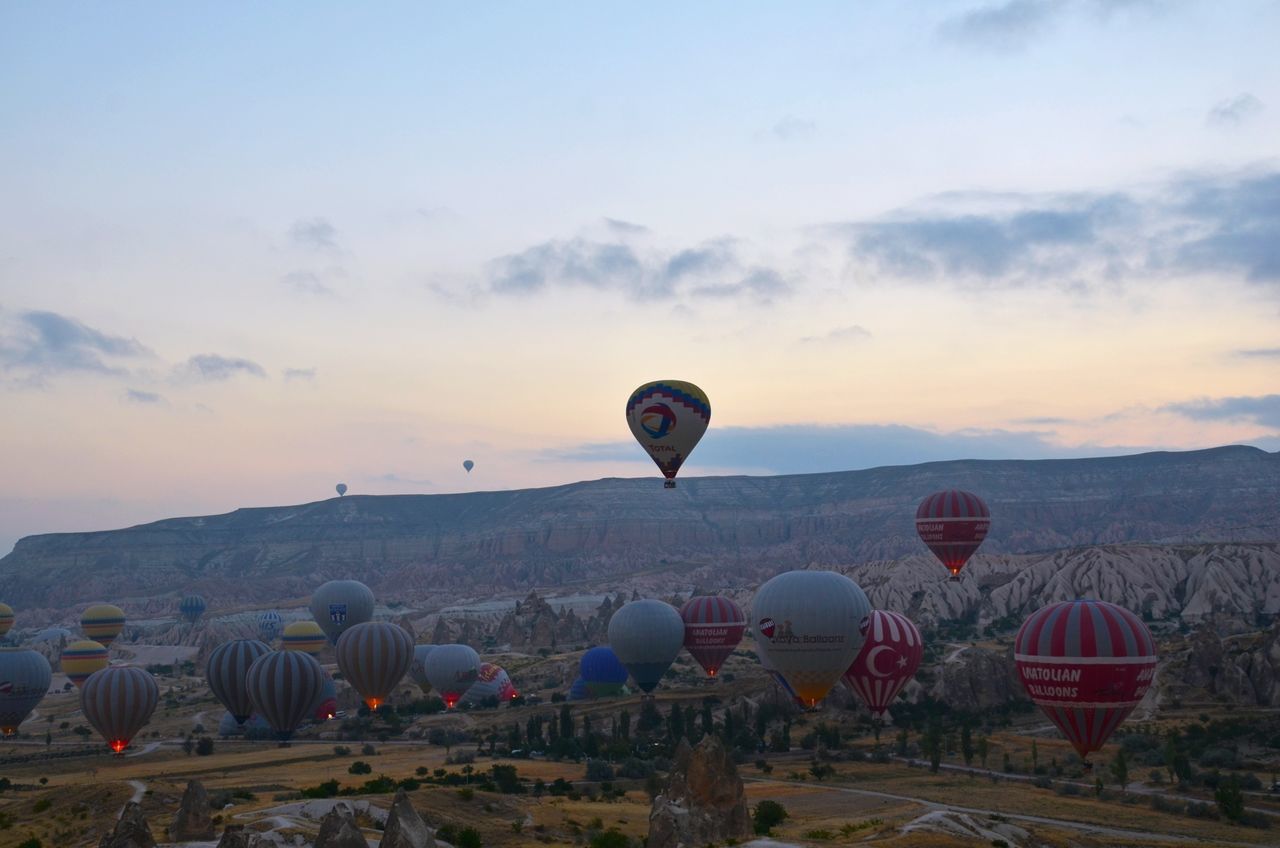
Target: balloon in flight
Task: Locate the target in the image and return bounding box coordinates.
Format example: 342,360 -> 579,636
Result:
842,610 -> 923,721
757,642 -> 805,707
61,640 -> 110,688
608,599 -> 685,694
0,649 -> 51,735
312,673 -> 338,721
1015,599 -> 1157,763
207,639 -> 271,725
282,620 -> 327,655
463,663 -> 517,706
245,650 -> 326,742
751,570 -> 871,708
579,646 -> 628,698
625,380 -> 711,488
81,666 -> 158,754
257,610 -> 284,643
336,483 -> 348,496
81,603 -> 126,648
0,603 -> 13,638
680,595 -> 745,678
422,644 -> 481,708
409,644 -> 435,694
569,676 -> 590,701
335,621 -> 414,710
309,579 -> 375,645
462,460 -> 474,473
179,594 -> 207,623
915,490 -> 991,580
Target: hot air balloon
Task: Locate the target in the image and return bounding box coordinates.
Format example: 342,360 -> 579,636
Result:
569,677 -> 590,701
258,610 -> 284,643
752,570 -> 870,708
625,380 -> 710,488
608,600 -> 685,694
409,644 -> 435,694
1015,599 -> 1157,766
335,622 -> 414,710
916,490 -> 991,581
207,639 -> 271,725
579,646 -> 629,698
462,460 -> 474,473
282,621 -> 326,655
81,666 -> 158,754
336,483 -> 348,496
245,650 -> 326,743
463,663 -> 516,706
179,594 -> 207,624
757,642 -> 806,708
81,604 -> 126,648
0,649 -> 51,736
312,674 -> 338,721
61,640 -> 109,689
0,603 -> 13,638
422,644 -> 481,709
842,611 -> 923,721
219,709 -> 272,738
680,595 -> 745,678
310,580 -> 375,645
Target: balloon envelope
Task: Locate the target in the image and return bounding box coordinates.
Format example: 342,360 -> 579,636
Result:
842,611 -> 923,720
463,663 -> 516,706
179,594 -> 207,623
282,621 -> 327,655
309,580 -> 375,645
680,595 -> 745,678
336,483 -> 348,496
207,639 -> 271,724
312,674 -> 338,721
569,677 -> 590,700
1015,599 -> 1157,761
409,644 -> 435,694
335,622 -> 414,710
422,644 -> 480,708
916,490 -> 991,579
0,603 -> 13,637
0,649 -> 51,735
219,709 -> 272,738
81,604 -> 126,648
81,666 -> 158,753
258,610 -> 284,643
580,646 -> 628,698
752,570 -> 870,708
625,380 -> 710,488
608,599 -> 684,694
245,650 -> 326,742
463,460 -> 474,473
61,640 -> 110,688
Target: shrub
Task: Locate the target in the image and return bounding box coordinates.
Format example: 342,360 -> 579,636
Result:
753,800 -> 788,835
196,737 -> 214,756
457,827 -> 482,848
590,827 -> 631,848
361,743 -> 377,756
586,760 -> 616,781
333,745 -> 351,756
348,761 -> 373,775
33,799 -> 52,813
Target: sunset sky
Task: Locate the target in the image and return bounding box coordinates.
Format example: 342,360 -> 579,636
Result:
2,2 -> 1278,553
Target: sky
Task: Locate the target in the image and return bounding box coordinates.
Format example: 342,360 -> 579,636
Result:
2,1 -> 1279,554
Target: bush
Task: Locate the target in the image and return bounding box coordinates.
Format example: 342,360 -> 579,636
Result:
32,799 -> 52,813
16,839 -> 41,848
753,800 -> 788,835
196,737 -> 214,756
457,827 -> 482,848
586,760 -> 616,781
589,829 -> 631,848
361,743 -> 377,756
348,761 -> 373,775
333,745 -> 351,756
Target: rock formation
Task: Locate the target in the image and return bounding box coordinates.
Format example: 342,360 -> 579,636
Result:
380,788 -> 436,848
1163,621 -> 1280,706
216,824 -> 265,848
647,735 -> 751,848
493,591 -> 622,650
169,779 -> 215,841
315,802 -> 371,848
98,802 -> 156,848
929,645 -> 1025,710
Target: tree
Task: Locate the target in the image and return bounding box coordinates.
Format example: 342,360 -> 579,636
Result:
668,703 -> 685,742
1215,775 -> 1245,822
590,828 -> 630,848
182,737 -> 195,756
977,735 -> 989,769
195,736 -> 214,756
961,724 -> 974,766
702,703 -> 714,737
619,709 -> 631,740
752,800 -> 789,835
895,727 -> 909,757
457,827 -> 482,848
349,761 -> 373,775
560,705 -> 574,740
1109,749 -> 1128,792
1030,740 -> 1039,772
924,715 -> 943,773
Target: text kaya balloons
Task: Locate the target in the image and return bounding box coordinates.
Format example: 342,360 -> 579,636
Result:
462,460 -> 474,473
0,649 -> 51,735
842,610 -> 923,720
207,639 -> 271,724
258,610 -> 283,643
81,666 -> 158,753
335,621 -> 414,710
246,650 -> 326,742
336,483 -> 348,496
625,380 -> 710,488
423,644 -> 481,708
61,640 -> 109,688
81,603 -> 126,648
580,646 -> 628,698
752,570 -> 871,708
1015,599 -> 1157,763
680,595 -> 746,678
179,594 -> 207,623
608,599 -> 685,694
410,644 -> 435,694
0,603 -> 13,637
309,579 -> 375,645
282,620 -> 326,655
916,490 -> 991,580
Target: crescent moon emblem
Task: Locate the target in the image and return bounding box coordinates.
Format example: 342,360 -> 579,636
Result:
865,645 -> 895,679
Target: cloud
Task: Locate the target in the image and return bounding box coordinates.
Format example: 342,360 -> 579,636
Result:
178,354 -> 267,382
124,388 -> 166,405
289,217 -> 338,251
768,116 -> 817,141
1167,172 -> 1280,283
1207,93 -> 1264,128
283,367 -> 317,381
0,310 -> 151,378
1235,348 -> 1280,359
377,472 -> 435,486
603,218 -> 650,235
691,267 -> 790,301
800,325 -> 872,344
1162,394 -> 1280,429
939,0 -> 1064,51
280,270 -> 334,296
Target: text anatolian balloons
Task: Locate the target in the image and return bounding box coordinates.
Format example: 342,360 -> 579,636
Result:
680,595 -> 746,678
842,610 -> 923,721
1015,599 -> 1157,764
423,644 -> 481,708
915,490 -> 991,580
608,599 -> 685,694
752,570 -> 871,708
81,666 -> 158,754
245,650 -> 326,743
61,640 -> 109,688
207,639 -> 271,724
309,580 -> 375,645
0,649 -> 51,735
410,644 -> 435,694
335,621 -> 414,710
625,380 -> 710,488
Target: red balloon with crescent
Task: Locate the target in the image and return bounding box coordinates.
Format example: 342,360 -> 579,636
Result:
679,595 -> 746,678
1014,599 -> 1157,763
842,610 -> 923,720
915,490 -> 990,580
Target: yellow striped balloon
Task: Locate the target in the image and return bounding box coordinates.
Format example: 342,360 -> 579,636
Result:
0,603 -> 13,638
282,621 -> 326,655
61,640 -> 109,688
81,604 -> 126,648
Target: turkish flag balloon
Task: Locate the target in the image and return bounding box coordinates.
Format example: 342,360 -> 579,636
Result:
1015,599 -> 1157,761
680,595 -> 746,678
915,490 -> 990,580
842,610 -> 923,720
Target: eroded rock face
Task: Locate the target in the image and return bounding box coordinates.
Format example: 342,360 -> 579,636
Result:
169,779 -> 215,841
380,788 -> 436,848
930,645 -> 1025,710
315,803 -> 370,848
647,735 -> 750,848
216,824 -> 265,848
98,802 -> 156,848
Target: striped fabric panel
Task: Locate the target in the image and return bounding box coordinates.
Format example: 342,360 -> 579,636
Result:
81,666 -> 158,748
207,640 -> 270,721
336,622 -> 414,704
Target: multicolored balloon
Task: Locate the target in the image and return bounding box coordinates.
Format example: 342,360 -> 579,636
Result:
915,490 -> 991,580
245,650 -> 326,742
179,594 -> 207,623
463,663 -> 517,705
81,603 -> 126,648
1015,599 -> 1157,763
335,621 -> 414,710
752,570 -> 870,708
608,599 -> 685,694
309,580 -> 375,645
81,666 -> 158,754
0,603 -> 14,638
625,380 -> 711,488
680,595 -> 745,678
282,620 -> 326,655
580,646 -> 628,698
258,610 -> 284,643
0,649 -> 51,735
422,644 -> 481,709
842,610 -> 923,721
61,640 -> 109,688
207,639 -> 271,724
409,644 -> 435,694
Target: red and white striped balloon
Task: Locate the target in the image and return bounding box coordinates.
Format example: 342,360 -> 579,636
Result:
680,595 -> 746,678
915,490 -> 990,580
842,610 -> 923,720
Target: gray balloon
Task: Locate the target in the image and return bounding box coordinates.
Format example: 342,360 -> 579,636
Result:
0,649 -> 51,735
309,580 -> 375,645
336,483 -> 348,496
409,644 -> 435,694
751,570 -> 870,707
422,644 -> 480,708
607,599 -> 685,694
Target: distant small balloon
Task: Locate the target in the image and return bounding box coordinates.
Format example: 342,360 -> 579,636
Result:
336,483 -> 348,497
463,460 -> 474,473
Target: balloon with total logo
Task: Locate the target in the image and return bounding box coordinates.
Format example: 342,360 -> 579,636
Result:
81,666 -> 158,754
625,380 -> 711,489
842,610 -> 923,721
61,640 -> 109,688
335,622 -> 414,710
680,595 -> 746,678
207,639 -> 271,725
309,580 -> 375,645
0,649 -> 51,735
915,490 -> 991,581
608,599 -> 685,694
